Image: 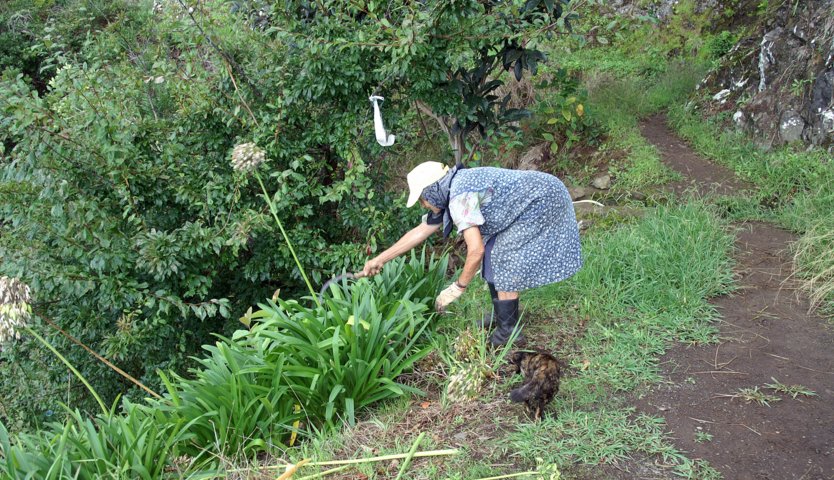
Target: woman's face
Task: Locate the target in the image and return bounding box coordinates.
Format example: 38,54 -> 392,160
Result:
419,197 -> 441,214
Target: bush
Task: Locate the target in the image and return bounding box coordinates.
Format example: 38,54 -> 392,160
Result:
703,31 -> 737,61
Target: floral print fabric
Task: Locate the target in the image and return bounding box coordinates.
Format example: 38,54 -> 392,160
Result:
447,167 -> 582,292
448,189 -> 493,232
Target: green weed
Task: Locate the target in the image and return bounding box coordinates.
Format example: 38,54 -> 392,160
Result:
717,386 -> 781,407
765,378 -> 817,399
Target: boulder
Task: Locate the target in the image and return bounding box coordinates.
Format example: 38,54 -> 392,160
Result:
591,174 -> 612,190
568,186 -> 587,200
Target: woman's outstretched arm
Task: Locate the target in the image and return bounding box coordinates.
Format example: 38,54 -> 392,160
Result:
362,222 -> 441,276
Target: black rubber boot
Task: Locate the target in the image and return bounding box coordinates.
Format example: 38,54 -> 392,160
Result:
489,298 -> 525,347
477,283 -> 499,329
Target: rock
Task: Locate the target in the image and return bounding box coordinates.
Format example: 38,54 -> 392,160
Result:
568,186 -> 587,200
713,89 -> 731,103
757,27 -> 781,93
515,143 -> 548,171
808,69 -> 834,144
779,110 -> 805,143
699,0 -> 834,148
821,108 -> 834,133
573,202 -> 605,217
591,174 -> 611,190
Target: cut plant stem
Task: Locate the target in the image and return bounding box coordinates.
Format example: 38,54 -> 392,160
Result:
295,465 -> 352,480
38,311 -> 161,399
394,432 -> 425,480
307,449 -> 458,466
474,472 -> 543,480
229,449 -> 459,472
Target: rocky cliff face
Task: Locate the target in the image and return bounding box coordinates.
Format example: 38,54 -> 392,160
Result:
698,0 -> 834,149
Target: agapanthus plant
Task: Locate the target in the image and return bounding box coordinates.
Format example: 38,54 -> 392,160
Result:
231,142 -> 320,305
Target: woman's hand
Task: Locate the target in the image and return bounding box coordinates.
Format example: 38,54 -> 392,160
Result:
361,223 -> 440,278
362,258 -> 384,277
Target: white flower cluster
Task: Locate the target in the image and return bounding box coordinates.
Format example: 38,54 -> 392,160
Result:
231,142 -> 266,173
445,365 -> 485,403
152,0 -> 193,17
0,276 -> 32,344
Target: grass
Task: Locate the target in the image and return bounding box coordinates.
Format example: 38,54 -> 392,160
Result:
280,201 -> 736,479
764,378 -> 817,399
694,430 -> 714,443
791,220 -> 834,315
576,59 -> 709,193
718,386 -> 782,407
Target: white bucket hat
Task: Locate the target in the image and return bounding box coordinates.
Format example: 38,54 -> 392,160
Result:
406,161 -> 450,207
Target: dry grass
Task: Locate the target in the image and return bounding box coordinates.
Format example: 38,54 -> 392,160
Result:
792,220 -> 834,314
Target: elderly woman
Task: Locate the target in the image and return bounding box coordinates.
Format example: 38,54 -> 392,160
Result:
361,161 -> 582,346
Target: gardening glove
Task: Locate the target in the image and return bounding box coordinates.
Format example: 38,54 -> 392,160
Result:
435,282 -> 466,313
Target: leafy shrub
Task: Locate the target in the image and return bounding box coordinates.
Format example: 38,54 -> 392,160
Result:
169,255 -> 444,455
704,31 -> 737,61
0,401 -> 189,480
156,252 -> 443,459
324,248 -> 450,308
533,69 -> 598,154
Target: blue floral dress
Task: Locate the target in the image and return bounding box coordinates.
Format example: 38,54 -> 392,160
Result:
443,167 -> 582,292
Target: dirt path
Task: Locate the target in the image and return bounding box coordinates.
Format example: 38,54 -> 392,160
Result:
630,115 -> 834,479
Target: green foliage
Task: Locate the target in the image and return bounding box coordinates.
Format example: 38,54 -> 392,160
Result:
0,252 -> 448,476
534,70 -> 597,154
0,0 -> 131,90
0,401 -> 193,480
703,31 -> 737,61
326,248 -> 450,308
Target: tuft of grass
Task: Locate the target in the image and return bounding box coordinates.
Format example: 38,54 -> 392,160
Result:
765,378 -> 817,399
509,407 -> 720,479
792,220 -> 834,316
719,386 -> 781,407
694,430 -> 714,443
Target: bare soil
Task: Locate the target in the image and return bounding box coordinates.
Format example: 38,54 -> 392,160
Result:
627,115 -> 834,480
